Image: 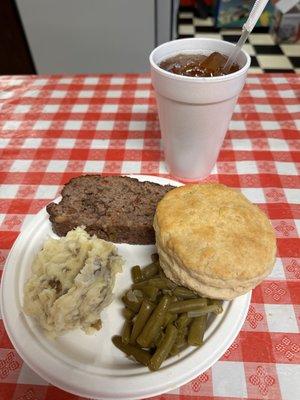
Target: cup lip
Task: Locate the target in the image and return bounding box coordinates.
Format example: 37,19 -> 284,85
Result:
149,38 -> 251,83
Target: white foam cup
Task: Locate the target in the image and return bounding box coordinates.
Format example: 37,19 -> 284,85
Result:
150,38 -> 251,181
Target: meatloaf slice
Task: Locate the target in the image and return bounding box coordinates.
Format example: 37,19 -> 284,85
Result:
46,175 -> 174,244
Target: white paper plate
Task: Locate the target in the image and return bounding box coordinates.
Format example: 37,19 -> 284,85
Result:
1,175 -> 251,400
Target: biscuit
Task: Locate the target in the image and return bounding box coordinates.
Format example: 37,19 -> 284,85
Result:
154,183 -> 276,300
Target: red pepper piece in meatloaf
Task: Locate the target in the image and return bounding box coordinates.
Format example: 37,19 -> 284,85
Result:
46,175 -> 174,244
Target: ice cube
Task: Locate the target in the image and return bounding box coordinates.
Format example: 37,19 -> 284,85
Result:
199,52 -> 227,76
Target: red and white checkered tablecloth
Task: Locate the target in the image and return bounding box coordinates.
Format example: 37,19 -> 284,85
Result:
0,73 -> 299,400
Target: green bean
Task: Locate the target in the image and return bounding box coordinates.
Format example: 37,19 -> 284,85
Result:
140,285 -> 159,302
170,314 -> 191,355
163,276 -> 177,290
123,308 -> 135,320
131,265 -> 143,283
148,324 -> 178,371
187,315 -> 207,346
209,298 -> 220,305
142,261 -> 159,279
137,295 -> 172,348
173,287 -> 198,299
133,289 -> 144,299
133,277 -> 172,290
121,320 -> 132,345
126,290 -> 141,303
174,313 -> 191,330
168,298 -> 207,314
112,336 -> 151,366
163,312 -> 177,328
212,301 -> 223,314
170,326 -> 188,356
130,299 -> 155,344
153,330 -> 165,348
122,295 -> 142,313
162,289 -> 173,296
187,304 -> 222,318
170,341 -> 188,356
209,299 -> 223,312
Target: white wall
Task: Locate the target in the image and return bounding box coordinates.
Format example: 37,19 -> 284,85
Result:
17,0 -> 156,74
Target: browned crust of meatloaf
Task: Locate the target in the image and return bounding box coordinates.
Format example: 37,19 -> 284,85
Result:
46,175 -> 174,244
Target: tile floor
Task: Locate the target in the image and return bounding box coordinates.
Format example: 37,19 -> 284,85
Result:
178,7 -> 300,73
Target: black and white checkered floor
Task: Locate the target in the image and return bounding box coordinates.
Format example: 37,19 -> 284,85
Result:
178,7 -> 300,73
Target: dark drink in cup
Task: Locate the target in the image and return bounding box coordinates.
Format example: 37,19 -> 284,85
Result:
159,52 -> 239,77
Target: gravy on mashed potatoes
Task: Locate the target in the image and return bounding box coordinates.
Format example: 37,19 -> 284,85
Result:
23,227 -> 123,337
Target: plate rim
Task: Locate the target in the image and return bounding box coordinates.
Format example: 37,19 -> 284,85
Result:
1,174 -> 251,399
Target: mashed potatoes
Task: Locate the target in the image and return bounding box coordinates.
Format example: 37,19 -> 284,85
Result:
23,227 -> 123,337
